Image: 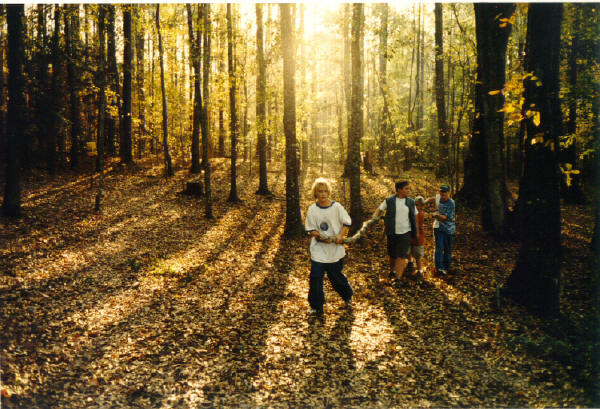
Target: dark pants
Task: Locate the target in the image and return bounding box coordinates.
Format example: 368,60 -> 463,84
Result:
434,228 -> 454,271
308,258 -> 352,311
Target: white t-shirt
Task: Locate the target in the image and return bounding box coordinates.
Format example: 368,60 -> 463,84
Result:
305,201 -> 352,263
378,197 -> 419,235
433,194 -> 440,229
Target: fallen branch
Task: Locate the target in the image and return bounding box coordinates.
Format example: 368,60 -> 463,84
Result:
312,217 -> 382,244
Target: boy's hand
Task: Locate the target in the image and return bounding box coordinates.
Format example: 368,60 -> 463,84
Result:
334,235 -> 345,245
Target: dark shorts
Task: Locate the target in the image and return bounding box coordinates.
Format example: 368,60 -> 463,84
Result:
387,232 -> 412,259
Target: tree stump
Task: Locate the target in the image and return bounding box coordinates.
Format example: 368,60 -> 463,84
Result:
182,182 -> 204,196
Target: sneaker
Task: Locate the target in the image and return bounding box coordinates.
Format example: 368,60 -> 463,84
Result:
438,269 -> 447,276
388,271 -> 398,280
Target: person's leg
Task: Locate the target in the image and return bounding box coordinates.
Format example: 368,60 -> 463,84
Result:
326,258 -> 353,302
394,257 -> 408,279
416,256 -> 423,273
308,260 -> 326,312
443,232 -> 454,271
434,228 -> 444,272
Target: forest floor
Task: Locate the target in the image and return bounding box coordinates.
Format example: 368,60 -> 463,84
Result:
1,156 -> 598,408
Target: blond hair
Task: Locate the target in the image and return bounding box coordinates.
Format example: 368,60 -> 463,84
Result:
311,177 -> 332,198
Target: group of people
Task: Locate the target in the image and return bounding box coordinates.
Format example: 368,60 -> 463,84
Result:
304,178 -> 456,316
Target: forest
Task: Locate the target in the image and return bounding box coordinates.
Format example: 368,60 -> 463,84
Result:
1,3 -> 599,407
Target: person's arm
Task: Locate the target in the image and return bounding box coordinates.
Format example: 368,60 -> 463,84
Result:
372,199 -> 387,219
335,225 -> 349,244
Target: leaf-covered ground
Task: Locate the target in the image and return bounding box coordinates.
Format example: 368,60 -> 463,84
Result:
1,157 -> 598,408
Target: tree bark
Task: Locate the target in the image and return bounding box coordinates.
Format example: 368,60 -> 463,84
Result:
65,5 -> 82,169
348,3 -> 364,232
378,3 -> 389,166
3,5 -> 25,217
48,5 -> 65,174
134,5 -> 146,160
502,3 -> 563,315
202,4 -> 212,218
95,5 -> 107,212
342,4 -> 351,177
156,5 -> 173,176
560,4 -> 585,204
106,5 -> 119,156
187,4 -> 201,174
121,6 -> 134,165
256,4 -> 270,195
434,3 -> 449,178
280,4 -> 304,237
459,4 -> 514,230
227,4 -> 240,202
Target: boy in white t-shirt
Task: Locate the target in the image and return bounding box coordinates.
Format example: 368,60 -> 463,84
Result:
305,178 -> 353,316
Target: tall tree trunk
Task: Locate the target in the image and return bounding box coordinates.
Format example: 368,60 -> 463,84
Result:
560,4 -> 585,204
414,4 -> 424,130
378,3 -> 389,166
227,4 -> 240,202
348,3 -> 364,232
95,5 -> 107,212
434,3 -> 449,178
458,3 -> 514,223
202,4 -> 211,163
65,5 -> 82,169
36,5 -> 50,171
342,4 -> 351,177
187,4 -> 201,174
502,3 -> 563,315
218,9 -> 226,159
0,7 -> 5,168
256,4 -> 270,195
202,4 -> 213,218
3,5 -> 25,217
48,5 -> 65,174
156,5 -> 173,176
121,6 -> 133,165
134,5 -> 146,160
106,5 -> 119,156
280,4 -> 303,237
476,3 -> 515,236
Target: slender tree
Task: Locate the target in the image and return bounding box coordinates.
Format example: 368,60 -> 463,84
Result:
48,5 -> 65,174
434,3 -> 449,178
121,5 -> 133,164
560,4 -> 585,204
3,5 -> 25,217
202,3 -> 213,218
156,4 -> 173,176
348,3 -> 364,231
65,5 -> 83,169
256,4 -> 270,195
106,5 -> 120,156
377,3 -> 389,166
227,4 -> 240,202
95,5 -> 107,212
0,6 -> 6,167
187,4 -> 201,174
502,3 -> 563,314
280,4 -> 304,237
134,5 -> 146,160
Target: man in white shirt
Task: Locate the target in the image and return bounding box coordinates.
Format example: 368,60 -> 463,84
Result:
373,181 -> 418,283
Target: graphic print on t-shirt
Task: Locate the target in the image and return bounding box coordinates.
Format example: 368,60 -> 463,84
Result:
320,222 -> 329,231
